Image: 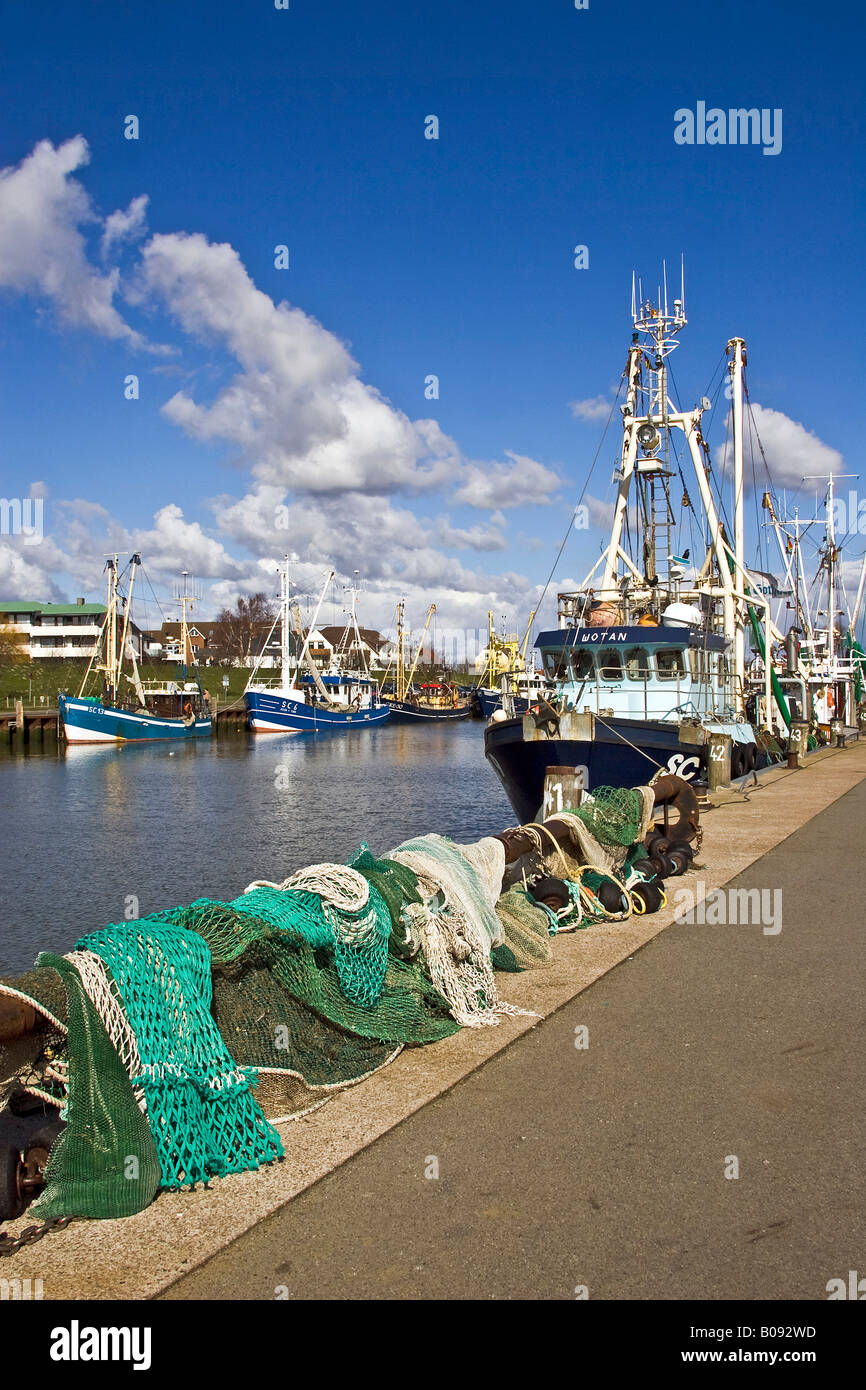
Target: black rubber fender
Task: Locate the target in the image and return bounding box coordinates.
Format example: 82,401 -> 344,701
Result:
529,876 -> 570,910
0,1142 -> 25,1222
650,774 -> 700,844
730,743 -> 747,779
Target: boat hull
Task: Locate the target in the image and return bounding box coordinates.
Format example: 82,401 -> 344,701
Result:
59,695 -> 212,744
245,689 -> 390,733
484,714 -> 713,824
475,689 -> 531,720
385,700 -> 472,723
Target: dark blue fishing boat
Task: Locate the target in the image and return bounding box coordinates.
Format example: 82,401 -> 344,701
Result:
484,276 -> 774,822
245,563 -> 389,734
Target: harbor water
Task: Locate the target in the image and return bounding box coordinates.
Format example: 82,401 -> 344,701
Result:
0,722 -> 512,976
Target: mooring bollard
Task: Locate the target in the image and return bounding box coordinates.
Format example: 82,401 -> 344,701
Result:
707,732 -> 732,790
788,719 -> 809,768
541,765 -> 585,819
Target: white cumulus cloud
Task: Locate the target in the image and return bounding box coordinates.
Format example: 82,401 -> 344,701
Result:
453,452 -> 561,509
101,194 -> 149,258
138,231 -> 460,497
0,137 -> 154,348
570,395 -> 614,422
715,403 -> 843,490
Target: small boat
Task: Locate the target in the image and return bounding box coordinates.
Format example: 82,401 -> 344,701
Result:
474,610 -> 557,718
388,682 -> 472,722
382,602 -> 472,722
475,669 -> 556,720
59,558 -> 212,745
245,562 -> 390,734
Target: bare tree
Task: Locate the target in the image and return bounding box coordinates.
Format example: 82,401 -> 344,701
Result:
0,623 -> 28,668
209,593 -> 276,664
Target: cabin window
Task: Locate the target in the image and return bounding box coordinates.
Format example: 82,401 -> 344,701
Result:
717,654 -> 728,688
656,648 -> 686,681
597,650 -> 624,681
625,647 -> 652,681
571,650 -> 595,681
542,649 -> 571,680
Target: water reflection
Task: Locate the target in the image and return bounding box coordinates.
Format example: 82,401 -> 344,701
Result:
0,723 -> 511,975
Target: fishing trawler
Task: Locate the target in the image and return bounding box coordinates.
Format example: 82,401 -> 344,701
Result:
245,564 -> 389,733
485,271 -> 788,823
751,480 -> 866,736
383,602 -> 472,722
59,560 -> 212,744
474,609 -> 554,718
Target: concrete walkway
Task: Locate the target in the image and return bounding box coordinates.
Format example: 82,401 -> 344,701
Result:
164,767 -> 866,1300
4,740 -> 865,1299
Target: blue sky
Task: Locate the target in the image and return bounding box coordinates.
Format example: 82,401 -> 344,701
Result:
0,0 -> 863,641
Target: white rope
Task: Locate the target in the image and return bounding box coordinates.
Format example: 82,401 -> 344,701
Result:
64,949 -> 147,1112
392,839 -> 536,1029
245,863 -> 369,912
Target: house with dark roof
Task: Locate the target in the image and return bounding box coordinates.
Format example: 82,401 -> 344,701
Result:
315,625 -> 395,670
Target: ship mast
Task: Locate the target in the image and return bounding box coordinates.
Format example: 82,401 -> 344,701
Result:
105,555 -> 119,701
395,599 -> 406,701
280,557 -> 291,682
588,270 -> 749,682
728,337 -> 747,691
176,570 -> 196,672
601,266 -> 694,603
405,603 -> 436,692
804,472 -> 857,669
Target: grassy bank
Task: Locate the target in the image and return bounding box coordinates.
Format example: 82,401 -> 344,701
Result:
0,660 -> 477,709
0,662 -> 255,708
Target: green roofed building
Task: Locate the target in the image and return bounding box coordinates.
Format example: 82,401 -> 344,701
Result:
0,598 -> 142,660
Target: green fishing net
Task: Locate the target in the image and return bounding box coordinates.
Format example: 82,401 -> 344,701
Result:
76,921 -> 283,1189
571,786 -> 644,847
229,881 -> 391,1009
348,844 -> 424,950
492,888 -> 555,972
172,898 -> 459,1049
29,955 -> 161,1221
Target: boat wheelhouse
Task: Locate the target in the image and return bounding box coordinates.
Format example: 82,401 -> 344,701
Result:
536,621 -> 731,722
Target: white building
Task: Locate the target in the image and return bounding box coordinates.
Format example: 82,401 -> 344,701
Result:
0,599 -> 142,660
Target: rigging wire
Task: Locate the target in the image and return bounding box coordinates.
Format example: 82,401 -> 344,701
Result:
527,367 -> 627,642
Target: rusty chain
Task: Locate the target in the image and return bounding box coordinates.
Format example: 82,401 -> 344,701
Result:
0,1214 -> 76,1256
